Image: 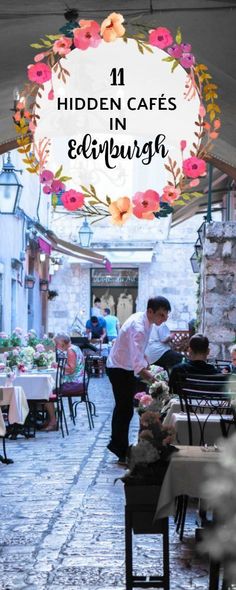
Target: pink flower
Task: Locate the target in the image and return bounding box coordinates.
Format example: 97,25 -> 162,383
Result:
43,185 -> 52,195
180,42 -> 192,52
183,156 -> 206,179
132,190 -> 160,220
149,27 -> 173,49
100,12 -> 125,42
139,394 -> 153,407
27,63 -> 52,83
189,179 -> 200,187
40,170 -> 54,183
36,344 -> 45,352
73,21 -> 101,50
53,36 -> 72,56
180,53 -> 195,68
51,180 -> 65,194
134,392 -> 147,401
167,44 -> 183,59
161,185 -> 181,205
180,140 -> 187,151
34,51 -> 50,62
61,189 -> 85,211
29,121 -> 36,133
48,88 -> 54,101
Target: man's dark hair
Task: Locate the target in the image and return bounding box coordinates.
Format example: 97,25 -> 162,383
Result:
189,333 -> 209,354
94,297 -> 101,304
104,308 -> 110,315
91,316 -> 99,324
147,296 -> 171,313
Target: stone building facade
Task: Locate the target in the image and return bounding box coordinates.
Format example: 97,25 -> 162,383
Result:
200,222 -> 236,359
48,214 -> 201,334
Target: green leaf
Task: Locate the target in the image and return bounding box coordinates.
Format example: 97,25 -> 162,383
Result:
89,184 -> 96,196
137,42 -> 144,55
106,195 -> 111,205
142,44 -> 153,53
191,192 -> 203,197
59,175 -> 72,182
88,200 -> 98,206
171,59 -> 179,73
80,185 -> 91,195
175,199 -> 185,205
122,36 -> 128,43
162,56 -> 174,62
30,43 -> 44,49
45,34 -> 61,40
55,165 -> 63,178
175,27 -> 182,44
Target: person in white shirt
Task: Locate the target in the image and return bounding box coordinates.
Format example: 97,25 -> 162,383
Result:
145,323 -> 183,371
106,296 -> 171,464
91,297 -> 103,318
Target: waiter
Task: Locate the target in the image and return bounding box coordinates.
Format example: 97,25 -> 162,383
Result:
106,296 -> 171,465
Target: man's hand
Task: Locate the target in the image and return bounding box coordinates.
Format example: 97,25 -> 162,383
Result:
139,368 -> 156,383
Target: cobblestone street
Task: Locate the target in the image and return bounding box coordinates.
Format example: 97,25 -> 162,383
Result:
0,376 -> 209,590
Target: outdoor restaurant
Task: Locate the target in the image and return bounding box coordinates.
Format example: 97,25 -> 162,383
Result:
0,1 -> 236,589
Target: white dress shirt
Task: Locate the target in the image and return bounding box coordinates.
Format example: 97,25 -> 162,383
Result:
106,311 -> 152,374
145,323 -> 171,365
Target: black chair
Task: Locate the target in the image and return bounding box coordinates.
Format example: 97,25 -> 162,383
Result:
53,357 -> 69,438
175,374 -> 234,540
124,485 -> 169,590
59,356 -> 95,431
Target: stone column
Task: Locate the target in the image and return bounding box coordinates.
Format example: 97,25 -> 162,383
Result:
201,222 -> 236,359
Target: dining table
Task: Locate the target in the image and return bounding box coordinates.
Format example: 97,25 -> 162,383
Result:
155,445 -> 220,520
0,370 -> 56,401
0,385 -> 29,437
163,398 -> 227,445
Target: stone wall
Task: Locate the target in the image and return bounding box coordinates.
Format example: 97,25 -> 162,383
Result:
201,222 -> 236,359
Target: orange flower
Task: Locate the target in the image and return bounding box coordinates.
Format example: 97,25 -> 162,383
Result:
100,12 -> 125,42
109,196 -> 132,225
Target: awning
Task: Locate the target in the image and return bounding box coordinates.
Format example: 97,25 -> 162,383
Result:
97,249 -> 154,264
45,230 -> 108,266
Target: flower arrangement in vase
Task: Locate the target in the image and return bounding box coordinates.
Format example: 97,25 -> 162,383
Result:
33,344 -> 55,369
5,348 -> 21,368
10,327 -> 23,347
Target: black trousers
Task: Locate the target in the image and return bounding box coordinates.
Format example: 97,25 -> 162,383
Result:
107,367 -> 137,458
155,350 -> 183,371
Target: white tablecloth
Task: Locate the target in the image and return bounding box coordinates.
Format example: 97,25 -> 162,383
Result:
0,373 -> 55,401
155,445 -> 220,520
166,411 -> 224,445
0,386 -> 29,436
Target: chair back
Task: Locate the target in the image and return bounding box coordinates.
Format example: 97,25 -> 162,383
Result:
55,357 -> 67,396
180,374 -> 235,445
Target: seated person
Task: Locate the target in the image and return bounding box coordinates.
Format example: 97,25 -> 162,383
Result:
86,315 -> 106,342
145,322 -> 183,371
169,333 -> 218,395
229,344 -> 236,373
42,332 -> 84,431
103,307 -> 120,342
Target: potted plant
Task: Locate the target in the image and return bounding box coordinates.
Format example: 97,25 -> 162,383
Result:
0,332 -> 12,352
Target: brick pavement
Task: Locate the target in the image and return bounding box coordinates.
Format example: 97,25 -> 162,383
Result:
0,376 -> 209,590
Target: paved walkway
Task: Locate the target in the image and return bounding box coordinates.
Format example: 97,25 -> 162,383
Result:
0,376 -> 209,590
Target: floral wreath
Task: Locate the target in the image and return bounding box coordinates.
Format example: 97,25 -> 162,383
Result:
14,11 -> 221,226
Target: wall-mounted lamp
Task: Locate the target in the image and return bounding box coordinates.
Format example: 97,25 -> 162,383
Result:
25,274 -> 35,289
39,279 -> 49,292
78,217 -> 93,248
0,152 -> 23,214
190,252 -> 201,274
39,252 -> 46,262
197,222 -> 206,247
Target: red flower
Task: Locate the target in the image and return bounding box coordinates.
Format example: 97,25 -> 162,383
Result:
61,190 -> 84,211
73,21 -> 101,50
149,27 -> 173,49
132,190 -> 160,220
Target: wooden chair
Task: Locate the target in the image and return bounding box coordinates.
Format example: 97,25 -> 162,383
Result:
124,485 -> 169,590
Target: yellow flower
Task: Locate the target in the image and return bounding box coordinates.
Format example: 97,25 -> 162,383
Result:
109,196 -> 132,225
100,12 -> 125,43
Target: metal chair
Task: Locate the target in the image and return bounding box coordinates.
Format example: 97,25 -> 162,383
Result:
60,356 -> 95,430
